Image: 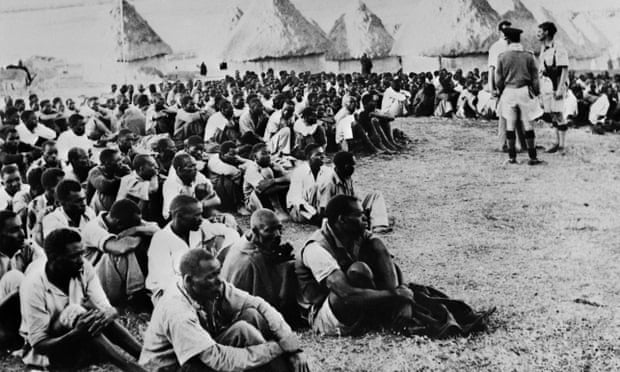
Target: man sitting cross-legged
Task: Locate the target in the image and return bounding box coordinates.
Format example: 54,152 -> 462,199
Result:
295,195 -> 492,338
19,228 -> 145,372
82,199 -> 159,306
286,144 -> 329,225
243,143 -> 290,221
140,248 -> 310,372
146,195 -> 239,304
221,209 -> 300,326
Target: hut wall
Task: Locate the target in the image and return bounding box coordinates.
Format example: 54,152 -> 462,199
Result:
439,55 -> 488,72
399,55 -> 440,73
224,55 -> 328,74
324,56 -> 401,73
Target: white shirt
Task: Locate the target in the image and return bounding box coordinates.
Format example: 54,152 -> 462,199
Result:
264,110 -> 293,141
0,184 -> 29,211
55,130 -> 93,162
293,118 -> 319,137
286,161 -> 329,211
588,94 -> 609,125
15,122 -> 56,146
381,87 -> 410,115
204,112 -> 230,142
41,206 -> 96,239
335,114 -> 355,145
161,171 -> 213,220
146,222 -> 240,297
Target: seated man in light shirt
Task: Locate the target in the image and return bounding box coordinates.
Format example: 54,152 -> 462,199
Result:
207,141 -> 249,215
0,164 -> 30,212
82,199 -> 159,306
286,144 -> 328,225
264,98 -> 295,156
55,114 -> 93,163
15,110 -> 56,147
117,154 -> 164,225
204,100 -> 236,144
146,195 -> 239,303
381,79 -> 411,117
162,153 -> 220,220
19,228 -> 145,372
140,248 -> 309,372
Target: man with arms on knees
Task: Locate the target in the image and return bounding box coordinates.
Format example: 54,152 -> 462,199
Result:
243,143 -> 290,221
294,195 -> 413,336
20,228 -> 145,371
286,144 -> 328,225
82,199 -> 159,306
147,195 -> 239,303
140,248 -> 309,372
538,21 -> 570,154
42,179 -> 96,239
0,210 -> 44,349
221,209 -> 299,324
264,98 -> 295,157
87,148 -> 132,214
495,27 -> 542,165
317,151 -> 391,234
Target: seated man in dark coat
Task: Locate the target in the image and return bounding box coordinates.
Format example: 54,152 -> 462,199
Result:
221,209 -> 299,325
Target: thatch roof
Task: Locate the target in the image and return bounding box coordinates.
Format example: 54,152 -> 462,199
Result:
497,0 -> 540,52
226,6 -> 245,32
220,0 -> 331,62
110,0 -> 173,62
326,1 -> 394,60
391,0 -> 501,57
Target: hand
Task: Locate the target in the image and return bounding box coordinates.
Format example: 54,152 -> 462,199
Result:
101,307 -> 118,326
554,89 -> 565,100
394,285 -> 414,302
279,334 -> 301,354
73,310 -> 96,336
117,164 -> 132,177
117,236 -> 142,254
289,353 -> 310,372
86,310 -> 109,337
257,178 -> 275,192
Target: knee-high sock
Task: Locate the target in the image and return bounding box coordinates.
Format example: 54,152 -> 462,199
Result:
506,130 -> 516,159
524,130 -> 537,160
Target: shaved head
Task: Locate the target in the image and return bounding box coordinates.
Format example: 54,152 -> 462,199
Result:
170,195 -> 200,217
250,208 -> 278,230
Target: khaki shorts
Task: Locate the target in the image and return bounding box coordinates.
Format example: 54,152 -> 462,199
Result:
501,87 -> 539,131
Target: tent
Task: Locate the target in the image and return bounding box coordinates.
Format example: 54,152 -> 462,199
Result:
220,0 -> 331,72
110,0 -> 173,62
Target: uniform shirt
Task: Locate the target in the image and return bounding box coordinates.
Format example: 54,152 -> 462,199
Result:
286,161 -> 329,211
488,39 -> 507,70
495,43 -> 539,92
20,258 -> 113,369
316,167 -> 355,210
146,221 -> 239,297
539,41 -> 569,91
139,281 -> 287,372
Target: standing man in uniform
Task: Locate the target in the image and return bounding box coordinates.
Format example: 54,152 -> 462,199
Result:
538,22 -> 570,154
495,27 -> 542,165
488,20 -> 527,153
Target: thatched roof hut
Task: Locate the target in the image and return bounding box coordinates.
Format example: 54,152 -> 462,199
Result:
391,0 -> 500,57
110,0 -> 173,62
326,1 -> 394,60
496,0 -> 540,52
221,0 -> 331,62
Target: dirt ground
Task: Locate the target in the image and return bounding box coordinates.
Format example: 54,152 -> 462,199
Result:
2,117 -> 620,371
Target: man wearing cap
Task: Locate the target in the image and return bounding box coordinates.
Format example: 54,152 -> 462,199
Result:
538,22 -> 570,154
488,21 -> 527,153
495,27 -> 543,165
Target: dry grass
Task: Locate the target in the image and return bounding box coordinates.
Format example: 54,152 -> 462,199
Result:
3,117 -> 620,371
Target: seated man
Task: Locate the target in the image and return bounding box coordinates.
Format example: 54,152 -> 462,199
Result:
82,199 -> 159,306
335,96 -> 378,154
28,168 -> 64,246
204,100 -> 237,144
42,179 -> 96,240
16,110 -> 56,147
140,249 -> 309,372
63,147 -> 94,186
317,151 -> 391,234
20,228 -> 145,372
286,144 -> 328,225
264,99 -> 295,156
358,93 -> 403,152
207,141 -> 248,214
147,195 -> 239,303
117,154 -> 164,226
0,210 -> 44,349
240,97 -> 269,141
243,144 -> 290,221
56,114 -> 93,163
292,107 -> 326,159
173,95 -> 207,144
0,164 -> 30,211
87,148 -> 132,214
295,195 -> 491,338
221,209 -> 299,325
26,141 -> 62,176
117,129 -> 138,167
162,153 -> 220,220
13,167 -> 44,227
381,79 -> 411,117
0,128 -> 42,175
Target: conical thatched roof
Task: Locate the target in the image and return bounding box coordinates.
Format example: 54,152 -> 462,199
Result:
226,5 -> 245,32
326,1 -> 394,60
221,0 -> 331,62
498,0 -> 540,52
110,0 -> 173,62
391,0 -> 500,57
